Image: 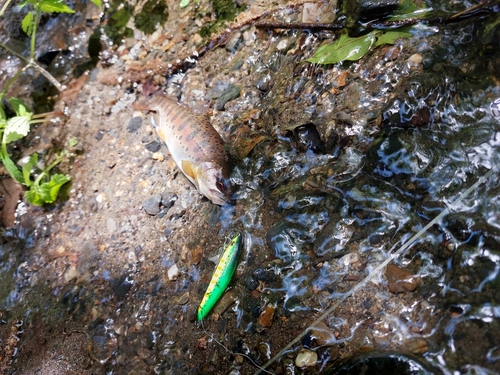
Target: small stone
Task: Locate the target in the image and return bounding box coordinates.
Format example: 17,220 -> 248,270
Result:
127,117 -> 143,133
258,303 -> 275,328
143,194 -> 162,215
167,264 -> 179,281
407,53 -> 423,65
386,264 -> 421,293
110,274 -> 134,297
145,140 -> 162,152
91,307 -> 101,321
64,265 -> 77,282
190,245 -> 203,265
295,348 -> 318,368
151,152 -> 165,162
309,321 -> 336,346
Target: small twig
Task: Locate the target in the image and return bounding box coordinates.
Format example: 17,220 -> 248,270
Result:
0,42 -> 64,92
255,21 -> 344,31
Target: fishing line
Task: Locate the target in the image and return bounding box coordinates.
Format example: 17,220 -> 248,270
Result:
255,168 -> 494,374
200,320 -> 276,375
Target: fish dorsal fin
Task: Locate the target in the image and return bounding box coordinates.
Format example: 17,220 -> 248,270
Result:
181,160 -> 197,182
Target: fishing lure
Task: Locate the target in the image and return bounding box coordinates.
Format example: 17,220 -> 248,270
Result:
197,232 -> 242,320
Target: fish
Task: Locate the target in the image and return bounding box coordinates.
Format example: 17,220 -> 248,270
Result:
134,92 -> 230,205
197,232 -> 242,320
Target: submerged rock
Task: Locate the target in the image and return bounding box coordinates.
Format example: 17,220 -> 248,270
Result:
386,264 -> 421,293
295,348 -> 318,368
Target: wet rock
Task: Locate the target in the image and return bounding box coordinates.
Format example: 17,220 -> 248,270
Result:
127,116 -> 143,133
295,348 -> 318,368
293,123 -> 325,153
309,321 -> 337,346
253,268 -> 278,283
111,274 -> 134,298
386,264 -> 421,293
143,194 -> 162,215
255,73 -> 272,91
345,0 -> 400,24
258,303 -> 276,328
345,81 -> 362,112
214,84 -> 241,111
302,1 -> 336,23
145,140 -> 162,152
266,222 -> 301,263
314,220 -> 352,257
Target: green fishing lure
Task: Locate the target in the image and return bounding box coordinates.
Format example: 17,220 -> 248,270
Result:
197,232 -> 242,320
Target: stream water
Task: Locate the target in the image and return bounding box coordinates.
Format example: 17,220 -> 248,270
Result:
1,0 -> 499,374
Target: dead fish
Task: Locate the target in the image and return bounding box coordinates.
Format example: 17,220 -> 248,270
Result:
135,92 -> 230,205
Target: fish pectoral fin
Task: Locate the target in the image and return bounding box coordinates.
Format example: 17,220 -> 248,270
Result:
181,160 -> 197,182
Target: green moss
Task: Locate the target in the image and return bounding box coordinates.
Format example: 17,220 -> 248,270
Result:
134,0 -> 169,35
199,0 -> 245,38
102,1 -> 134,45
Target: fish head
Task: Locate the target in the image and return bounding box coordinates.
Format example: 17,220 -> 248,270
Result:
195,162 -> 231,205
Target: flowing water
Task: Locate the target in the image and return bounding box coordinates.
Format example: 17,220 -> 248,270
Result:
1,0 -> 499,374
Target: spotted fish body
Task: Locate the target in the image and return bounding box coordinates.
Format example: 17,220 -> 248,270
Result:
136,93 -> 230,205
198,232 -> 242,320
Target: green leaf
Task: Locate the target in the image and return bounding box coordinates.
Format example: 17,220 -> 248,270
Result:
68,136 -> 78,147
4,115 -> 31,144
7,97 -> 29,116
180,0 -> 190,8
305,32 -> 380,65
388,0 -> 430,21
91,0 -> 101,8
374,30 -> 412,47
21,12 -> 34,36
39,0 -> 75,13
0,144 -> 24,184
0,105 -> 6,122
25,173 -> 71,205
22,153 -> 38,187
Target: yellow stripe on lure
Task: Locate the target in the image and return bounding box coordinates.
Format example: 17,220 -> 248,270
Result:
198,232 -> 242,320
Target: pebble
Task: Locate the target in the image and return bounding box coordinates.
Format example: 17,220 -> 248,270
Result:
145,140 -> 162,152
386,264 -> 421,293
64,265 -> 77,282
167,264 -> 179,281
407,53 -> 423,65
143,194 -> 162,215
258,303 -> 276,328
295,348 -> 318,368
127,117 -> 143,133
151,152 -> 164,162
309,321 -> 336,346
110,274 -> 134,297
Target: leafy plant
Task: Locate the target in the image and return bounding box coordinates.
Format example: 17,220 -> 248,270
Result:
305,29 -> 411,65
0,0 -> 83,206
0,98 -> 71,206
